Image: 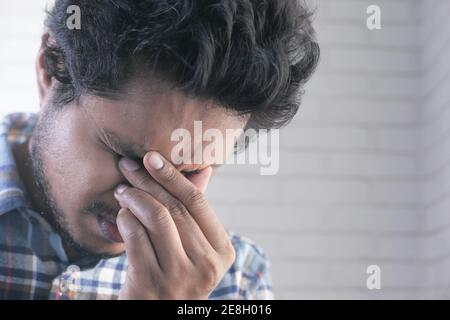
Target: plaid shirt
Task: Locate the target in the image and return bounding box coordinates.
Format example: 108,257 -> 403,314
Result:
0,112 -> 274,300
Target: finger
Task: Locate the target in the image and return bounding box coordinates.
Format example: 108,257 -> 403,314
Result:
118,157 -> 186,213
143,152 -> 231,253
114,185 -> 188,271
118,158 -> 215,260
116,208 -> 161,275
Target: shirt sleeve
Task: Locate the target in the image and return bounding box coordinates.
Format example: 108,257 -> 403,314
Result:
248,255 -> 275,300
222,230 -> 275,300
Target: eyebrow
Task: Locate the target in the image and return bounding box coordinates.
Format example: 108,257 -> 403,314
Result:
103,129 -> 146,160
102,129 -> 223,173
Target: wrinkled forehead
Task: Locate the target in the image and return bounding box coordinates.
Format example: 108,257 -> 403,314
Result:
79,85 -> 249,166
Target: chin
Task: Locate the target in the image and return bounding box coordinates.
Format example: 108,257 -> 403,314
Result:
68,232 -> 126,259
87,240 -> 126,257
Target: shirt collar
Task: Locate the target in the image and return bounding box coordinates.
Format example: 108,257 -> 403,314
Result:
0,112 -> 38,216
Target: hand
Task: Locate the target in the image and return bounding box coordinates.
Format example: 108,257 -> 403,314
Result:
114,152 -> 235,300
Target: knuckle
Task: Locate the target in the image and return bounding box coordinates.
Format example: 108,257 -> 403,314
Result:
122,224 -> 147,242
166,200 -> 189,219
136,202 -> 170,228
223,239 -> 236,266
162,166 -> 178,183
200,253 -> 221,289
151,205 -> 171,226
134,172 -> 151,188
218,238 -> 236,268
185,189 -> 206,207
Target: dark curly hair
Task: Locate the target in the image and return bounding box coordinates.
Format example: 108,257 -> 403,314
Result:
44,0 -> 319,130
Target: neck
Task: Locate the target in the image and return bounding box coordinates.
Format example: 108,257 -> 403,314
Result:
12,137 -> 47,214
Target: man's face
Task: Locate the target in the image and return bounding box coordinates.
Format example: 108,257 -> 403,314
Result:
31,79 -> 247,259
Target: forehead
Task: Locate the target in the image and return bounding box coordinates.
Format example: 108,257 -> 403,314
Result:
79,82 -> 248,162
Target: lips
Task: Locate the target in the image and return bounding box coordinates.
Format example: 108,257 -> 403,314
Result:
96,207 -> 124,243
98,206 -> 119,223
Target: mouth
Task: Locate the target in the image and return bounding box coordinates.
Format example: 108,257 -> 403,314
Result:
96,207 -> 124,243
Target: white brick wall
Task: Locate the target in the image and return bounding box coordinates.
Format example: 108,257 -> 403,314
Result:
417,0 -> 450,299
1,0 -> 449,300
210,0 -> 424,299
0,1 -> 48,116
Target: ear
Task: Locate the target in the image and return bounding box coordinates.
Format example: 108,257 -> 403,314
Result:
35,33 -> 53,108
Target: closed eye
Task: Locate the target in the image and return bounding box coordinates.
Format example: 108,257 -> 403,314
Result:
99,137 -> 141,162
182,164 -> 222,177
182,169 -> 201,178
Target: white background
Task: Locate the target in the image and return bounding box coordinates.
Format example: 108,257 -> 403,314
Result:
1,0 -> 449,299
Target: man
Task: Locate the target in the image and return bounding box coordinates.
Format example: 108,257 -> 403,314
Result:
0,0 -> 319,299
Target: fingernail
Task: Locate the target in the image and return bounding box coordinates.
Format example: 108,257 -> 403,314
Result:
119,158 -> 140,172
115,184 -> 128,195
147,153 -> 164,170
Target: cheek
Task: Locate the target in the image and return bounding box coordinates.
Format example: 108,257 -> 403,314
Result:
52,145 -> 118,188
44,146 -> 123,243
44,139 -> 123,217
